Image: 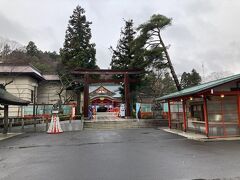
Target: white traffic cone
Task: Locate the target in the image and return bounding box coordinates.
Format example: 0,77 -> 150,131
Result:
47,113 -> 63,134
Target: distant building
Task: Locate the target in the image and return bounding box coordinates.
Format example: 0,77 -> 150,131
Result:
0,63 -> 68,117
89,84 -> 121,111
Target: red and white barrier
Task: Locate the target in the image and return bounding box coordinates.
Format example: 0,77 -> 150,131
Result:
47,113 -> 63,134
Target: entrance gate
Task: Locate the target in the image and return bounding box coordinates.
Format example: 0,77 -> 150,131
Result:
72,69 -> 143,118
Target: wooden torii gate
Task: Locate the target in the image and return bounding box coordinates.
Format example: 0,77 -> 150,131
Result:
72,69 -> 143,118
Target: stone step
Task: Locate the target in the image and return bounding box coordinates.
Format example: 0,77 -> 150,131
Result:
84,119 -> 168,129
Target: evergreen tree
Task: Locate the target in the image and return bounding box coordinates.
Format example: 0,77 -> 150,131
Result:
181,69 -> 201,89
110,19 -> 146,110
161,72 -> 177,95
180,72 -> 190,89
60,5 -> 96,69
26,41 -> 38,56
60,5 -> 96,115
110,19 -> 136,70
190,69 -> 202,86
136,14 -> 181,91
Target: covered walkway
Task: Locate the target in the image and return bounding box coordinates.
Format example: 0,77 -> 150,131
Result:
157,73 -> 240,138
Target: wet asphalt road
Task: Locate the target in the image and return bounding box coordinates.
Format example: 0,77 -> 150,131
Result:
1,129 -> 240,180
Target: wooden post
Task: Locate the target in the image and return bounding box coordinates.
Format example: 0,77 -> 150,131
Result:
21,118 -> 24,131
33,86 -> 36,132
203,96 -> 209,137
182,100 -> 187,132
83,74 -> 89,118
45,117 -> 49,131
167,100 -> 171,129
124,73 -> 130,117
3,105 -> 8,134
76,90 -> 81,116
9,118 -> 12,132
238,95 -> 240,128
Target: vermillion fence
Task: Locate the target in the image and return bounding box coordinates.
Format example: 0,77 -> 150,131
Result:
0,104 -> 76,133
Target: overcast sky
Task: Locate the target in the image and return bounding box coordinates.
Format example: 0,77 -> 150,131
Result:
0,0 -> 240,76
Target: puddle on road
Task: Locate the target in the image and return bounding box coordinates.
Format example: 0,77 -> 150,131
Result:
141,132 -> 151,134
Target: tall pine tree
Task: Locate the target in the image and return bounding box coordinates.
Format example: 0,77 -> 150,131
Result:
26,41 -> 39,57
60,5 -> 96,116
110,19 -> 136,70
136,14 -> 182,91
60,5 -> 96,69
110,19 -> 145,110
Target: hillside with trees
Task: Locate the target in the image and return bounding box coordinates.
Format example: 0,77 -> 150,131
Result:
0,41 -> 61,74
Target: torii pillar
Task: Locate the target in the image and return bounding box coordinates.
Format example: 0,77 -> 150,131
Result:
124,73 -> 131,117
83,74 -> 89,118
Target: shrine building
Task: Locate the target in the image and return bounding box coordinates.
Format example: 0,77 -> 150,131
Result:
157,74 -> 240,138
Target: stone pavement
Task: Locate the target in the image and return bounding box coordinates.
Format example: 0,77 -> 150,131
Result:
1,129 -> 240,180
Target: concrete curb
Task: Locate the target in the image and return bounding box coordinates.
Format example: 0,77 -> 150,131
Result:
160,128 -> 240,142
0,133 -> 22,141
7,120 -> 83,133
160,128 -> 208,142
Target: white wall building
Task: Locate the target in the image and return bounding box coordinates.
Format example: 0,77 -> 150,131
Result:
0,64 -> 67,117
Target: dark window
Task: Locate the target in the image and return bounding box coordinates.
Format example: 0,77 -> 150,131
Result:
31,90 -> 34,102
190,104 -> 204,121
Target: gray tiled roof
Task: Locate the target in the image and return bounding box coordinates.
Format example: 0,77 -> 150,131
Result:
89,85 -> 121,97
0,63 -> 44,80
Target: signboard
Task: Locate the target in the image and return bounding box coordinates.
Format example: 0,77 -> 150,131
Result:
52,110 -> 59,114
120,104 -> 125,117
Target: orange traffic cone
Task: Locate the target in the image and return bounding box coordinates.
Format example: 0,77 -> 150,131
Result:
47,113 -> 63,134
